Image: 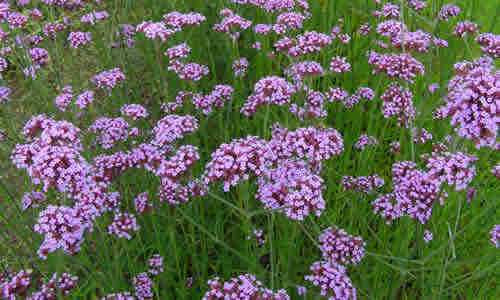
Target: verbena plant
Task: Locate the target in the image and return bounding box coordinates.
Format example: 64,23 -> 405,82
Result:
0,0 -> 499,299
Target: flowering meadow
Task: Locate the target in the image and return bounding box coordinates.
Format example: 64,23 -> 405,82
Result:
0,0 -> 499,299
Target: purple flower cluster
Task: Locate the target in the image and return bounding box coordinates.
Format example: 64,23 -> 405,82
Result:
329,56 -> 351,73
248,229 -> 265,246
434,59 -> 499,149
304,261 -> 357,300
108,213 -> 140,240
89,117 -> 132,149
203,136 -> 268,192
28,272 -> 78,299
408,0 -> 426,10
102,292 -> 135,300
134,192 -> 152,216
354,134 -> 378,150
163,11 -> 207,29
421,151 -> 478,191
120,104 -> 149,120
213,9 -> 252,42
29,48 -> 50,66
438,4 -> 461,21
376,20 -> 407,38
241,76 -> 296,115
257,159 -> 326,220
490,224 -> 500,248
412,127 -> 433,144
136,21 -> 177,41
148,254 -> 164,275
285,61 -> 324,82
492,163 -> 500,179
381,82 -> 416,127
475,33 -> 500,58
55,86 -> 73,111
34,205 -> 88,259
342,174 -> 384,194
423,230 -> 433,243
232,0 -> 309,13
91,68 -> 126,91
392,30 -> 432,53
192,85 -> 233,115
318,226 -> 366,265
0,270 -> 31,299
81,11 -> 109,25
453,21 -> 479,38
67,31 -> 92,48
133,272 -> 153,299
277,12 -> 306,30
372,161 -> 446,224
274,30 -> 332,58
232,57 -> 248,77
367,51 -> 425,83
151,114 -> 198,147
203,274 -> 290,300
22,191 -> 46,210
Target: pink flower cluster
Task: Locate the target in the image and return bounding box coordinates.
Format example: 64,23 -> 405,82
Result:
67,31 -> 92,49
372,161 -> 447,224
438,4 -> 461,21
133,272 -> 153,299
421,151 -> 478,191
408,0 -> 426,10
257,159 -> 326,220
192,85 -> 234,115
108,213 -> 140,240
412,127 -> 433,144
163,11 -> 207,29
241,76 -> 296,115
376,20 -> 407,38
136,21 -> 177,41
89,117 -> 132,149
135,192 -> 152,215
29,47 -> 50,66
233,57 -> 248,77
248,229 -> 265,246
81,11 -> 109,25
232,0 -> 309,13
102,292 -> 135,300
381,82 -> 416,127
475,33 -> 500,58
0,270 -> 31,299
392,30 -> 432,53
354,134 -> 378,150
342,174 -> 384,194
277,12 -> 306,30
434,59 -> 499,149
213,9 -> 252,42
274,30 -> 332,58
329,56 -> 351,73
492,163 -> 500,179
490,224 -> 500,248
151,114 -> 198,147
304,261 -> 357,300
91,68 -> 126,91
75,90 -> 95,109
148,254 -> 164,275
34,205 -> 88,259
22,191 -> 46,210
28,272 -> 78,299
203,274 -> 290,300
120,104 -> 149,120
367,51 -> 425,83
423,230 -> 433,243
318,226 -> 366,265
453,21 -> 479,38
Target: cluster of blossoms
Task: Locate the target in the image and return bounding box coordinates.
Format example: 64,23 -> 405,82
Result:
0,86 -> 11,104
108,213 -> 140,240
475,33 -> 500,58
163,11 -> 207,29
253,23 -> 287,35
408,0 -> 427,10
374,3 -> 400,19
318,227 -> 366,265
304,261 -> 357,300
28,272 -> 78,299
412,127 -> 433,144
372,161 -> 447,224
490,225 -> 500,248
376,20 -> 407,38
133,272 -> 154,299
34,205 -> 88,259
74,90 -> 95,109
438,4 -> 461,21
202,136 -> 268,192
248,229 -> 265,246
67,31 -> 92,49
29,48 -> 50,66
289,87 -> 327,121
367,51 -> 425,83
151,114 -> 198,147
453,21 -> 479,38
342,174 -> 384,194
354,134 -> 378,150
256,159 -> 326,220
91,68 -> 126,91
241,76 -> 296,116
423,230 -> 433,243
203,274 -> 290,300
120,104 -> 149,120
274,30 -> 332,58
391,30 -> 432,53
277,12 -> 307,31
326,87 -> 349,103
421,151 -> 478,191
89,117 -> 133,149
102,292 -> 135,300
213,9 -> 252,42
285,61 -> 324,82
112,23 -> 137,48
55,86 -> 73,111
381,82 -> 416,127
232,57 -> 248,77
0,270 -> 31,299
134,192 -> 152,215
434,58 -> 499,149
492,163 -> 500,179
176,62 -> 210,81
21,191 -> 46,210
192,85 -> 234,115
81,10 -> 109,25
7,12 -> 28,29
136,21 -> 177,41
232,0 -> 309,13
329,56 -> 351,73
148,254 -> 164,275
